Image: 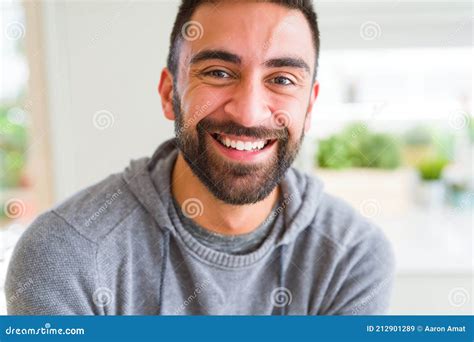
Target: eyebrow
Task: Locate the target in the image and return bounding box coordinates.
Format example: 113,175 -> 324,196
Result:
265,57 -> 311,74
189,49 -> 311,75
190,50 -> 241,65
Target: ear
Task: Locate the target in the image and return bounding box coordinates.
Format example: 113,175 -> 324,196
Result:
158,68 -> 176,121
304,80 -> 319,133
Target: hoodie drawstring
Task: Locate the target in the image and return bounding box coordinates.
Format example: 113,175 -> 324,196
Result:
158,228 -> 170,315
278,200 -> 290,316
279,243 -> 287,316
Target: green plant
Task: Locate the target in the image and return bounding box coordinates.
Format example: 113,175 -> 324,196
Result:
358,133 -> 401,169
417,157 -> 449,181
317,135 -> 353,169
0,104 -> 28,188
432,130 -> 455,162
316,122 -> 401,170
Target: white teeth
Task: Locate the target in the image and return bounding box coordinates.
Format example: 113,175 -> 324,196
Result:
216,134 -> 267,151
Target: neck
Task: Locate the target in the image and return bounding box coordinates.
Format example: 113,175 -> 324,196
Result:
171,152 -> 280,236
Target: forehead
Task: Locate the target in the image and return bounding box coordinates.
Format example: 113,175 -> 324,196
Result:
181,1 -> 315,68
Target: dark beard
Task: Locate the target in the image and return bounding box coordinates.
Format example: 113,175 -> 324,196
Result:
172,92 -> 304,205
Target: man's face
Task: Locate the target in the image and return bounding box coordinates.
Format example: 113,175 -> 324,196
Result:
171,1 -> 318,205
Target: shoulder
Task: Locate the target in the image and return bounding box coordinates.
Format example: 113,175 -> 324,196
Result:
8,169 -> 142,275
7,209 -> 98,274
5,210 -> 98,314
310,190 -> 392,254
303,190 -> 396,314
4,169 -> 144,314
52,171 -> 141,242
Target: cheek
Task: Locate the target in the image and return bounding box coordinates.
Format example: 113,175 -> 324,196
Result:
181,86 -> 230,124
286,119 -> 305,143
181,91 -> 219,124
270,97 -> 307,135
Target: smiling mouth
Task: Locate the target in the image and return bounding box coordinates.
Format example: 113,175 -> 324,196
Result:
210,133 -> 276,151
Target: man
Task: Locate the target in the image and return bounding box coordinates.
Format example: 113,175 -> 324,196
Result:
6,0 -> 395,315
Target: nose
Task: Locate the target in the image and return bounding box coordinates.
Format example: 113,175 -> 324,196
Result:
223,75 -> 272,128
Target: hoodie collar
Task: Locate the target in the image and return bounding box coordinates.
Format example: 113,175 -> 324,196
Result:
123,138 -> 325,258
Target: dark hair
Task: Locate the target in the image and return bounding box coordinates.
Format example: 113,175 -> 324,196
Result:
167,0 -> 320,81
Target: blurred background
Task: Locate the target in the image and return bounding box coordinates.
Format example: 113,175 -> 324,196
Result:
0,0 -> 472,315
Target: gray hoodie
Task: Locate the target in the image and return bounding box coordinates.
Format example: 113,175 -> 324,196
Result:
5,139 -> 395,315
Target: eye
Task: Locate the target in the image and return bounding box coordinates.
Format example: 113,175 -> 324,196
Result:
204,69 -> 232,79
270,76 -> 295,86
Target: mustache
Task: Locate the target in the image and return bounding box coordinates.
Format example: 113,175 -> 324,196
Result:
197,117 -> 289,141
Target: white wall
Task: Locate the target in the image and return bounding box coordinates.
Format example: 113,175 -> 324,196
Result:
390,274 -> 473,315
42,1 -> 177,201
316,1 -> 472,50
